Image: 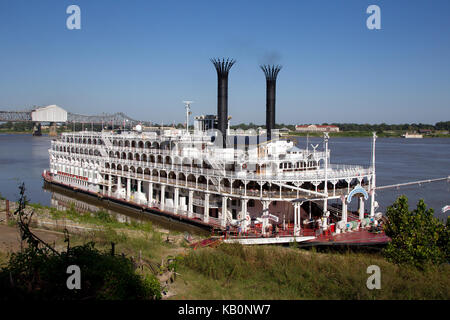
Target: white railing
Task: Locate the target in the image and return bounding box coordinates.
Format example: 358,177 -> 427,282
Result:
192,197 -> 221,207
51,148 -> 372,184
53,138 -> 328,164
99,168 -> 367,199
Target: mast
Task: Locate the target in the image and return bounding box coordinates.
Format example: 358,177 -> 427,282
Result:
183,101 -> 193,134
323,132 -> 329,214
370,132 -> 377,217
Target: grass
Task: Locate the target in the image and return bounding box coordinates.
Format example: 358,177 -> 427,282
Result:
29,202 -> 45,209
3,199 -> 449,300
25,202 -> 186,263
4,200 -> 185,268
28,202 -> 156,234
174,243 -> 450,300
0,251 -> 8,267
66,227 -> 177,262
4,198 -> 187,258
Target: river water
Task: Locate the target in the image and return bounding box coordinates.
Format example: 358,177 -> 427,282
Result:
0,134 -> 449,225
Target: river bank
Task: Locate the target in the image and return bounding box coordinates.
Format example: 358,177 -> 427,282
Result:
1,198 -> 449,300
0,130 -> 67,135
0,131 -> 43,135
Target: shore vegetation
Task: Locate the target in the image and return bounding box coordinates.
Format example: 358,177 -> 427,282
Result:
0,186 -> 449,300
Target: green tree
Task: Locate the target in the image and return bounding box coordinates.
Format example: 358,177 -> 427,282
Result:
0,242 -> 161,300
0,184 -> 161,300
383,195 -> 449,269
435,121 -> 450,131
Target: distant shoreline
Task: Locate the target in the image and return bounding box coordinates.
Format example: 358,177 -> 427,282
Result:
0,131 -> 35,135
0,131 -> 50,136
0,130 -> 449,138
285,132 -> 450,138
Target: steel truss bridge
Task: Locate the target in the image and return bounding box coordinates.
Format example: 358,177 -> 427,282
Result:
0,110 -> 32,122
0,108 -> 150,126
67,112 -> 145,126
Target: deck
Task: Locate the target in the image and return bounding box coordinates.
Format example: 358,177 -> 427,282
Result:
301,228 -> 390,247
43,171 -> 390,247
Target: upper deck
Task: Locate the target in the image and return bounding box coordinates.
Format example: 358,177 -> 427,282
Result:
50,129 -> 373,190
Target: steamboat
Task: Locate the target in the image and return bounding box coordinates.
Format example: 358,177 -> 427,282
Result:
43,59 -> 388,245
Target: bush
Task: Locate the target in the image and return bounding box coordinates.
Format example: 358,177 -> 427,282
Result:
0,184 -> 161,300
383,195 -> 449,269
0,242 -> 161,300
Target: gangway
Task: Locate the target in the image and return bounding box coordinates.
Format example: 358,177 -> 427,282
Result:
376,176 -> 449,190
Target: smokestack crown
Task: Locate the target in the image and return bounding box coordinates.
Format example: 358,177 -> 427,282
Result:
260,64 -> 282,81
211,58 -> 236,76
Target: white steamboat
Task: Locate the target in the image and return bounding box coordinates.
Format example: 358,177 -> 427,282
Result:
44,59 -> 380,243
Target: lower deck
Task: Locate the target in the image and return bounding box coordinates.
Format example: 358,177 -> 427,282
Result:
43,170 -> 388,246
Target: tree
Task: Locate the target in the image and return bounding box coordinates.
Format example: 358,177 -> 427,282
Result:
0,184 -> 161,300
435,121 -> 450,131
383,195 -> 449,269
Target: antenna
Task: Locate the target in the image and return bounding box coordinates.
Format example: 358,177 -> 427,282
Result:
183,101 -> 193,133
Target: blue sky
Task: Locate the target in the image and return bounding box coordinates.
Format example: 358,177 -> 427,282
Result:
0,0 -> 449,125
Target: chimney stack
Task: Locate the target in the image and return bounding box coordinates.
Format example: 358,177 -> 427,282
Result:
260,64 -> 281,141
211,58 -> 235,147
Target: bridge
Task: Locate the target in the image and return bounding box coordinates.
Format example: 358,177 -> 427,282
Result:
0,105 -> 150,136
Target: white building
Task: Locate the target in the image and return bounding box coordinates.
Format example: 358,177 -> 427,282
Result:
31,105 -> 67,123
295,124 -> 339,133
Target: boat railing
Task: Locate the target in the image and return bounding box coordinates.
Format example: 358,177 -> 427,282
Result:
99,168 -> 332,199
103,155 -> 372,181
54,140 -> 332,166
51,148 -> 373,184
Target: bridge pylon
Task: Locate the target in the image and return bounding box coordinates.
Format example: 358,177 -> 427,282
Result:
32,122 -> 42,136
49,122 -> 58,137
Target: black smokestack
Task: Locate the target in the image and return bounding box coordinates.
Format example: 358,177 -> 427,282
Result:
211,58 -> 235,147
260,64 -> 281,141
